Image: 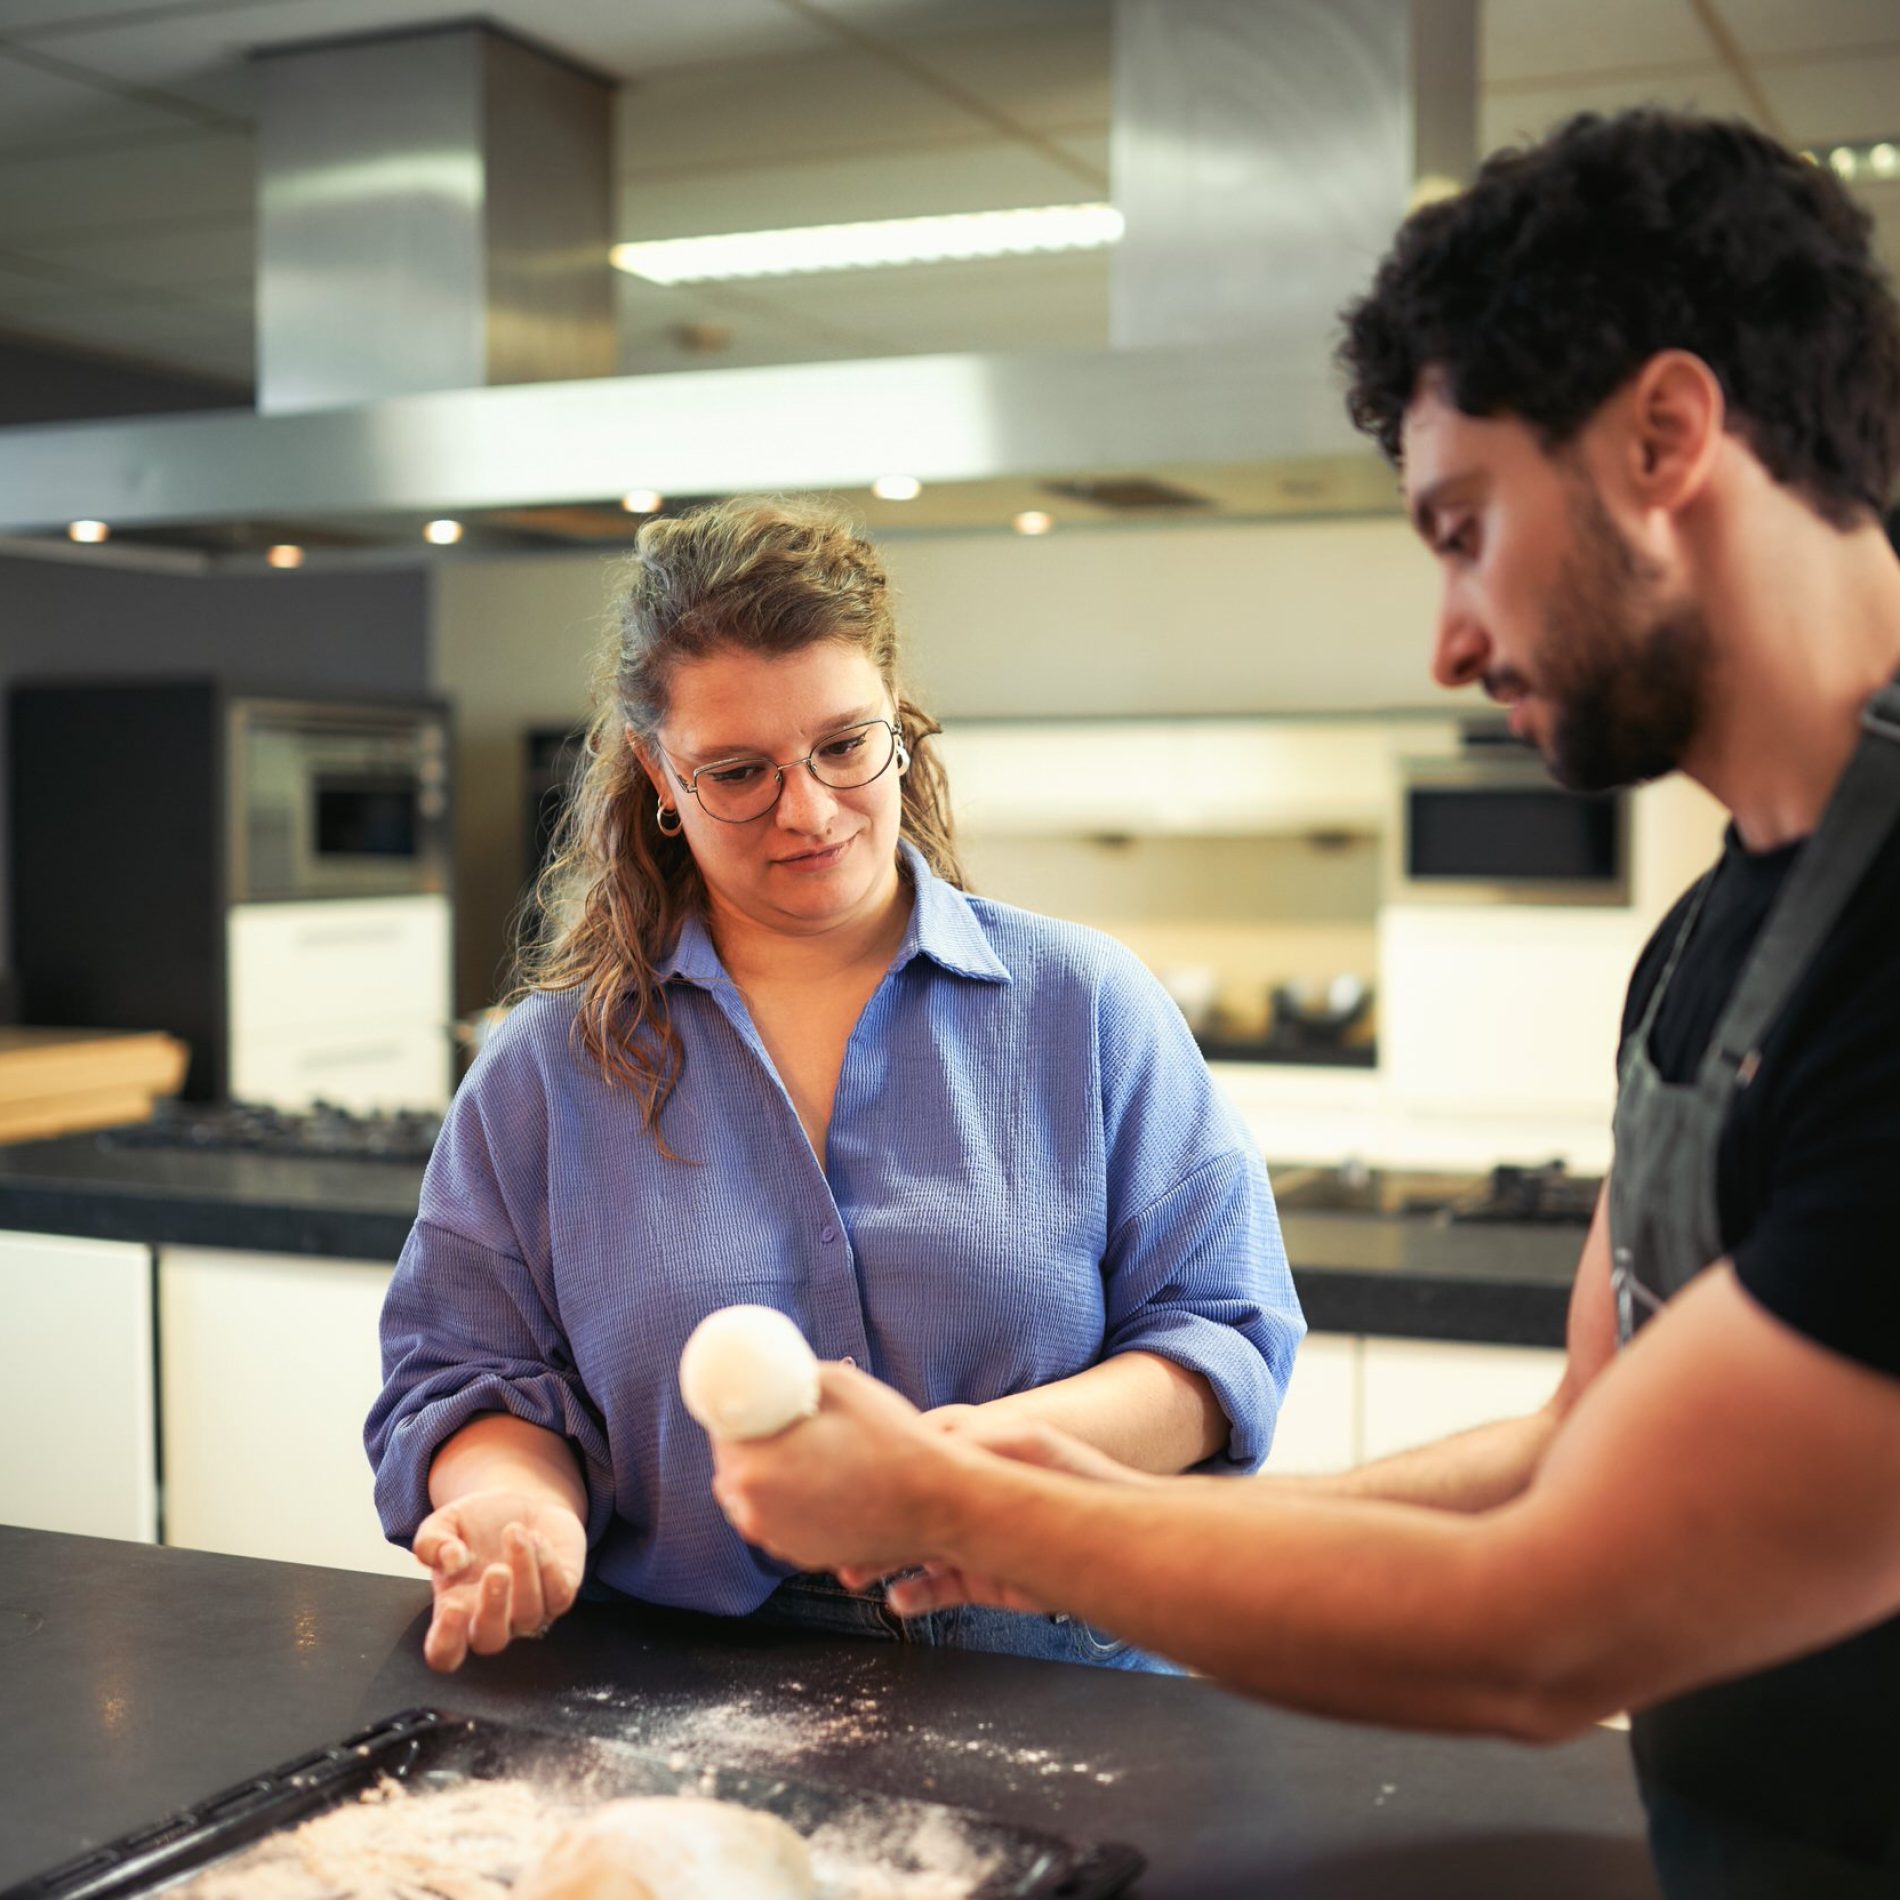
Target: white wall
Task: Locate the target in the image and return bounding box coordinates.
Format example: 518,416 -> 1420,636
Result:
428,514 -> 1447,1007
429,552 -> 621,1011
890,516 -> 1443,717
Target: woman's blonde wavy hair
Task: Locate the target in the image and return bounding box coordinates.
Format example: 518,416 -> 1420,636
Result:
516,495 -> 965,1149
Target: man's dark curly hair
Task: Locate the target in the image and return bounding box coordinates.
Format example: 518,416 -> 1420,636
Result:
1338,110 -> 1900,528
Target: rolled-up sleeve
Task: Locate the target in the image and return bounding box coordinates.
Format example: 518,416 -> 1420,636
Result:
1099,1147 -> 1302,1472
366,1220 -> 617,1548
1094,947 -> 1305,1472
363,1021 -> 616,1549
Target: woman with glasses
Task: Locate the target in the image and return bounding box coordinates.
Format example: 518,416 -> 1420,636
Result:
366,497 -> 1303,1674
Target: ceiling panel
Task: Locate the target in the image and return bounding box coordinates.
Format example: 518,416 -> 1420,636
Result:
1480,71 -> 1755,157
0,130 -> 249,240
7,214 -> 252,290
1757,52 -> 1900,146
1714,0 -> 1900,58
1481,0 -> 1712,86
10,0 -> 835,112
617,47 -> 1008,176
0,254 -> 84,319
0,0 -> 1896,398
865,15 -> 1111,133
0,44 -> 207,141
618,141 -> 1111,242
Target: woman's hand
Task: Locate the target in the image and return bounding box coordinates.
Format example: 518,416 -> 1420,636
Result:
411,1490 -> 587,1672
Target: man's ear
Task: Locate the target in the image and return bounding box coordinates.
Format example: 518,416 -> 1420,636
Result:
1623,349 -> 1726,515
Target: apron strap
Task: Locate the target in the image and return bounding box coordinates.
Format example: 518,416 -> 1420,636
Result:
1698,675 -> 1900,1092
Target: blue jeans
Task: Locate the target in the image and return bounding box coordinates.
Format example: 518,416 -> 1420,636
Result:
745,1572 -> 1184,1674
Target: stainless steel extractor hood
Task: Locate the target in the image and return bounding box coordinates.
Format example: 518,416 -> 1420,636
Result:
0,1 -> 1474,542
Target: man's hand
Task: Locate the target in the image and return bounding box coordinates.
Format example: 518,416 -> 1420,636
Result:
711,1364 -> 962,1573
848,1405 -> 1158,1614
411,1489 -> 586,1672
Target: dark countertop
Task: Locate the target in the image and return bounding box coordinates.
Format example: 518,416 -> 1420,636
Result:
0,1526 -> 1656,1899
0,1134 -> 1581,1348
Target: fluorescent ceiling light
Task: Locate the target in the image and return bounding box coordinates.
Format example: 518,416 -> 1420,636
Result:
620,489 -> 664,513
611,204 -> 1124,286
67,519 -> 109,543
872,474 -> 922,501
423,519 -> 463,545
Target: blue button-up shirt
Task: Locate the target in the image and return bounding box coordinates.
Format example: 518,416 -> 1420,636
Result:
367,846 -> 1303,1614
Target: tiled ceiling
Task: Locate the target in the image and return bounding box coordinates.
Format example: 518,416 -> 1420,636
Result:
0,0 -> 1895,389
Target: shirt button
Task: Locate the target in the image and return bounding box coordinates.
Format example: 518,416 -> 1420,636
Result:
841,1356 -> 857,1368
819,1223 -> 837,1243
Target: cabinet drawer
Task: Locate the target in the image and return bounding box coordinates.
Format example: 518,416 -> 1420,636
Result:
230,1020 -> 452,1111
229,895 -> 450,1037
0,1230 -> 156,1542
159,1246 -> 416,1578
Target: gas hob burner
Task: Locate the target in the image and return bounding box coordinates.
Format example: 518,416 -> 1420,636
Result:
1448,1159 -> 1602,1226
101,1100 -> 441,1164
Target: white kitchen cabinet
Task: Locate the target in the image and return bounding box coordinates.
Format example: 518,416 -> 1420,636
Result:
226,893 -> 453,1110
0,1230 -> 156,1542
158,1245 -> 418,1578
1359,1336 -> 1567,1463
229,1020 -> 453,1116
1263,1330 -> 1360,1473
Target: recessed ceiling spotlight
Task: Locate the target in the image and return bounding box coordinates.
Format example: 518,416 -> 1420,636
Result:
67,519 -> 109,544
872,474 -> 923,502
423,519 -> 464,546
267,544 -> 305,569
611,203 -> 1124,285
1012,510 -> 1054,537
620,489 -> 664,514
1799,138 -> 1900,181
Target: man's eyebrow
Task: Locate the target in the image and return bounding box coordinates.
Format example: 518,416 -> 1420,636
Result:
1407,471 -> 1480,544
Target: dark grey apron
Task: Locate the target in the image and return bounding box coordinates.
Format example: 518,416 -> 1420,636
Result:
1608,677 -> 1900,1897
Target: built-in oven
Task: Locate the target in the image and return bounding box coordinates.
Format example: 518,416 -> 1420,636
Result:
1395,727 -> 1630,905
229,698 -> 451,902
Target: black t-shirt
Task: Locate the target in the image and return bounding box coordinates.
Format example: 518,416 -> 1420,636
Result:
1621,811 -> 1900,1378
1622,800 -> 1900,1885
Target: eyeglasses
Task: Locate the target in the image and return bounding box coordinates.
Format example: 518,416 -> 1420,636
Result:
666,717 -> 903,824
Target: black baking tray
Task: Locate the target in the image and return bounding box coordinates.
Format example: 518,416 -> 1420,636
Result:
2,1707 -> 1144,1900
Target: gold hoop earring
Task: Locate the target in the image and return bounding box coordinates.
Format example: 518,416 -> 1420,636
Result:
656,799 -> 684,837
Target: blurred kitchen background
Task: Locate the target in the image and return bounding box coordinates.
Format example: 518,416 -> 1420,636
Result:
0,0 -> 1892,1567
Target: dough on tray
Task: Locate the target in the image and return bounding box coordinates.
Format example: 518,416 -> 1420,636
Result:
511,1795 -> 814,1900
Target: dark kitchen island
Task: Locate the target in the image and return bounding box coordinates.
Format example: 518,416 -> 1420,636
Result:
0,1525 -> 1657,1899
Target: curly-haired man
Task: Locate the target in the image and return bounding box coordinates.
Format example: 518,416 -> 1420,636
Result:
715,111 -> 1900,1898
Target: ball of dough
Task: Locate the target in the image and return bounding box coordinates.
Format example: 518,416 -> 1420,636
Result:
512,1796 -> 813,1900
678,1304 -> 820,1441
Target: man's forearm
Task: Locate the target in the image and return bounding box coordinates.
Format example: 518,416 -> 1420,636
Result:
927,1451 -> 1564,1736
428,1413 -> 587,1518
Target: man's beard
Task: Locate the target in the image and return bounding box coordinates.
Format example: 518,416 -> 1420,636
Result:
1536,482 -> 1712,793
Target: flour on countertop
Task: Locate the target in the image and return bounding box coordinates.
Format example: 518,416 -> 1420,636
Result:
555,1670 -> 1122,1787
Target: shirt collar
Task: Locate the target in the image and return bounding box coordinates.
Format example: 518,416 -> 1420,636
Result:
661,840 -> 1011,988
895,839 -> 1013,985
